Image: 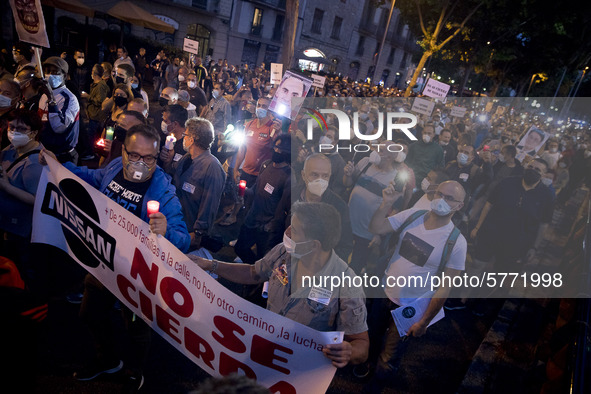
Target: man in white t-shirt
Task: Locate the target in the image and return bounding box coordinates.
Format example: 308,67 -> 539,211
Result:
362,180 -> 467,387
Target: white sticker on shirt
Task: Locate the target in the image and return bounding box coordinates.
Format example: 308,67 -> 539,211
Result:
308,287 -> 332,306
182,182 -> 196,194
173,153 -> 183,162
264,183 -> 275,194
459,173 -> 469,182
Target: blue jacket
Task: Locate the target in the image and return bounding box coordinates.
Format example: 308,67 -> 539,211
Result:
64,158 -> 191,252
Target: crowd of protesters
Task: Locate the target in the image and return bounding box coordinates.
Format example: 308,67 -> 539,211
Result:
1,40 -> 591,393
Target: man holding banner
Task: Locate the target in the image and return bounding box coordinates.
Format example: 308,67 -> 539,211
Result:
190,202 -> 370,368
40,124 -> 190,391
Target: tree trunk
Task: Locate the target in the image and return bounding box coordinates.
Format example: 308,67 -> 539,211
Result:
404,51 -> 432,97
459,63 -> 472,97
281,0 -> 299,71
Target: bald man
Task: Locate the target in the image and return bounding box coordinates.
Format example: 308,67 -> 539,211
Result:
361,180 -> 467,386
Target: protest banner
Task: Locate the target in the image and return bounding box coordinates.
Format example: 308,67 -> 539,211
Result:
269,71 -> 313,120
9,0 -> 50,48
422,78 -> 450,99
450,106 -> 467,118
516,126 -> 548,160
183,38 -> 199,55
31,158 -> 341,393
311,74 -> 326,89
270,63 -> 283,85
411,97 -> 435,116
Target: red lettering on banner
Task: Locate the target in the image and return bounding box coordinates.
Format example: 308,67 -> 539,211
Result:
251,335 -> 292,375
268,381 -> 297,394
184,326 -> 215,369
139,292 -> 153,321
160,276 -> 193,318
219,352 -> 256,378
117,275 -> 138,308
130,248 -> 158,295
156,304 -> 181,344
213,315 -> 247,354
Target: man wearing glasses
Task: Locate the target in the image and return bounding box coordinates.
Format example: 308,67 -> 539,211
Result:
41,124 -> 190,390
361,180 -> 467,387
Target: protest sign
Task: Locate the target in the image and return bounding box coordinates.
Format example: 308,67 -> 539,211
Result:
422,78 -> 450,99
311,74 -> 326,89
183,38 -> 199,55
516,126 -> 548,158
269,71 -> 313,119
32,158 -> 341,393
450,106 -> 467,118
411,97 -> 435,116
9,0 -> 50,48
270,63 -> 283,85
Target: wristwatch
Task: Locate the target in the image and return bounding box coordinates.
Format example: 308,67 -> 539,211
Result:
210,259 -> 218,274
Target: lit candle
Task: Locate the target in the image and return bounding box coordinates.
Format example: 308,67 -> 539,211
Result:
147,200 -> 160,216
105,127 -> 114,141
238,180 -> 246,197
165,134 -> 176,150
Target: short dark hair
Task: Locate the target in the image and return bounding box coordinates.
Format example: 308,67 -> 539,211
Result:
119,110 -> 147,125
502,144 -> 517,158
125,124 -> 160,146
533,157 -> 549,171
92,64 -> 104,78
292,202 -> 341,251
13,42 -> 32,61
165,104 -> 188,126
440,128 -> 452,136
7,109 -> 43,139
117,63 -> 135,78
185,117 -> 215,150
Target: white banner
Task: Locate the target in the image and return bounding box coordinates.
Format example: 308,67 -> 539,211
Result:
311,74 -> 326,89
9,0 -> 50,48
422,78 -> 450,99
450,106 -> 467,118
32,158 -> 341,393
411,97 -> 435,116
270,63 -> 283,85
183,38 -> 199,55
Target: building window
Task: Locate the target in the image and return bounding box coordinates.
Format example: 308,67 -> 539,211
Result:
186,24 -> 211,58
251,8 -> 263,36
330,16 -> 342,39
311,8 -> 324,34
356,36 -> 365,56
387,47 -> 396,64
272,15 -> 284,41
192,0 -> 207,10
400,53 -> 407,69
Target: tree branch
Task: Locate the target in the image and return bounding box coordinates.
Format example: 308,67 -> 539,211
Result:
433,0 -> 451,39
436,1 -> 484,51
416,0 -> 428,38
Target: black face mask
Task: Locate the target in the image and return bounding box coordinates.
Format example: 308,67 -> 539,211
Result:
523,168 -> 541,186
113,96 -> 127,108
271,151 -> 290,163
115,76 -> 126,84
159,97 -> 168,107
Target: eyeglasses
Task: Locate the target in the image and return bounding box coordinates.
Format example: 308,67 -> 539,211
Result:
7,126 -> 31,134
434,191 -> 462,203
124,147 -> 157,165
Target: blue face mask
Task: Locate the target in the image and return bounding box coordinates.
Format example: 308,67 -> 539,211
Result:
131,83 -> 139,89
47,74 -> 63,89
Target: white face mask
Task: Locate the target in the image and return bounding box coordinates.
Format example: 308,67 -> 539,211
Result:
431,198 -> 452,216
182,135 -> 192,152
439,140 -> 449,146
319,136 -> 332,145
307,178 -> 328,197
541,177 -> 553,186
283,232 -> 314,258
178,75 -> 185,82
369,150 -> 381,165
161,120 -> 169,133
394,151 -> 406,163
76,58 -> 85,66
8,130 -> 31,148
423,134 -> 432,143
421,178 -> 430,192
212,89 -> 220,99
0,94 -> 13,108
256,108 -> 267,118
188,81 -> 197,89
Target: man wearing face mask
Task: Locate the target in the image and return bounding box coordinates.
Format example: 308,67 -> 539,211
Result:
186,71 -> 207,114
294,154 -> 353,261
38,57 -> 80,164
436,129 -> 457,165
201,82 -> 231,137
539,139 -> 561,170
0,80 -> 22,149
189,202 -> 370,369
177,66 -> 189,91
40,125 -> 190,389
234,135 -> 291,267
113,46 -> 134,70
365,181 -> 466,387
444,144 -> 493,198
151,87 -> 178,137
411,169 -> 450,210
162,117 -> 225,250
406,125 -> 444,185
158,104 -> 188,166
471,158 -> 554,273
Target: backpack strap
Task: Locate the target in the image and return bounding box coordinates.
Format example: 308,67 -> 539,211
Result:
6,149 -> 41,173
383,210 -> 428,255
436,226 -> 461,276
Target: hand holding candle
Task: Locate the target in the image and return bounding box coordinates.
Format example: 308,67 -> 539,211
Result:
165,134 -> 176,150
105,127 -> 115,141
147,200 -> 167,237
147,200 -> 160,216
